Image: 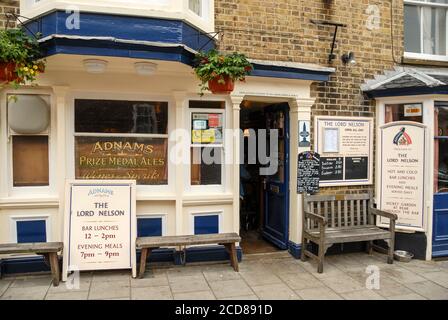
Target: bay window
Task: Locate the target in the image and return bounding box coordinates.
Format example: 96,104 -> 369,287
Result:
405,0 -> 448,59
74,99 -> 169,185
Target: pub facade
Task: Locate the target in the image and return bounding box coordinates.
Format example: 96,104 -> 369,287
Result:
0,0 -> 447,273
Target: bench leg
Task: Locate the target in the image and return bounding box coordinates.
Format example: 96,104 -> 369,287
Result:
139,248 -> 149,279
48,253 -> 60,287
225,244 -> 239,272
317,242 -> 325,274
387,240 -> 394,264
300,237 -> 307,262
366,241 -> 373,255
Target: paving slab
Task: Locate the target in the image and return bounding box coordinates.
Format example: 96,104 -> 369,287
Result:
131,285 -> 173,300
340,289 -> 385,300
277,272 -> 324,291
221,295 -> 259,300
319,274 -> 365,294
240,271 -> 282,287
10,275 -> 53,288
382,267 -> 427,284
0,279 -> 12,297
169,275 -> 210,294
131,273 -> 169,288
420,271 -> 448,289
404,281 -> 448,300
251,283 -> 300,300
202,267 -> 241,282
295,287 -> 343,300
173,290 -> 216,300
387,293 -> 427,300
45,291 -> 89,300
1,286 -> 49,300
88,280 -> 130,300
208,279 -> 254,299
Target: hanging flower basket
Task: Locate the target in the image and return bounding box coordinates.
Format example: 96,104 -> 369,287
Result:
193,49 -> 253,95
208,75 -> 235,94
0,28 -> 46,88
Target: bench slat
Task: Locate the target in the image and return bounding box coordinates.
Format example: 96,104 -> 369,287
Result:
0,242 -> 63,255
136,233 -> 241,248
308,227 -> 391,244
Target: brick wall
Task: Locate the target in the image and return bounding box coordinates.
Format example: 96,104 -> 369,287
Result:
216,0 -> 405,194
0,0 -> 19,29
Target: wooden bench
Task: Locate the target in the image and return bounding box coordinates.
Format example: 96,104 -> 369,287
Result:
0,242 -> 63,286
301,193 -> 397,273
136,233 -> 241,279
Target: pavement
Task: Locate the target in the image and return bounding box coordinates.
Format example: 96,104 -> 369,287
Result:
1,251 -> 448,300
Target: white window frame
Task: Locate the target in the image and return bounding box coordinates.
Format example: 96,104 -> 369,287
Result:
404,0 -> 448,61
0,89 -> 56,198
68,92 -> 175,196
189,210 -> 223,235
188,105 -> 226,193
9,215 -> 51,243
136,213 -> 167,236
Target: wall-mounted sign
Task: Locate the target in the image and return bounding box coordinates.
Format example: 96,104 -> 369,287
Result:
378,122 -> 426,231
75,137 -> 167,185
315,117 -> 373,186
404,104 -> 422,117
62,180 -> 137,281
297,151 -> 321,194
299,121 -> 311,148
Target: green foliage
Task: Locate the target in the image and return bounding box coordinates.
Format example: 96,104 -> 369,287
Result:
193,49 -> 253,94
0,28 -> 46,87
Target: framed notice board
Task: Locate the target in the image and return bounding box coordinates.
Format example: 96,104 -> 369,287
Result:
62,180 -> 137,281
315,116 -> 373,186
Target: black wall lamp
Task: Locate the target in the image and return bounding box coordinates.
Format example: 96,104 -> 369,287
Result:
341,52 -> 356,65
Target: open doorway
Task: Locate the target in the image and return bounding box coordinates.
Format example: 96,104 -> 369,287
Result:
239,101 -> 290,254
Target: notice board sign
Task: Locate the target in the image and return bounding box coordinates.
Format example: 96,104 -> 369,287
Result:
315,117 -> 373,186
297,151 -> 321,194
62,180 -> 137,281
378,122 -> 426,231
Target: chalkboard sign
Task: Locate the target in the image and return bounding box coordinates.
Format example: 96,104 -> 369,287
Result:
297,151 -> 321,194
345,157 -> 368,180
320,157 -> 344,181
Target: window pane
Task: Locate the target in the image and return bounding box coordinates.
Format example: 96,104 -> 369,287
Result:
422,7 -> 447,55
13,136 -> 49,187
385,103 -> 423,123
191,147 -> 222,185
405,5 -> 422,53
75,100 -> 168,134
189,0 -> 202,16
191,113 -> 224,145
436,139 -> 448,193
436,105 -> 448,136
75,136 -> 168,185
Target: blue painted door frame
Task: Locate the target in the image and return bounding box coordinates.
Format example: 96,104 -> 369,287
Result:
433,193 -> 448,257
262,104 -> 290,249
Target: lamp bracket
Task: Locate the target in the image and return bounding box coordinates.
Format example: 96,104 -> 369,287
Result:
310,19 -> 347,64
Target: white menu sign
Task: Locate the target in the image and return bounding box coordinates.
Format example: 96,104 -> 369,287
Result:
62,180 -> 137,280
379,122 -> 426,231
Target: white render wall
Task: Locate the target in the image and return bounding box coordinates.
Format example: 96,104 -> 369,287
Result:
0,54 -> 314,248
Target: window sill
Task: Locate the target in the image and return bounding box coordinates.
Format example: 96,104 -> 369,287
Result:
403,53 -> 448,67
0,197 -> 60,209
